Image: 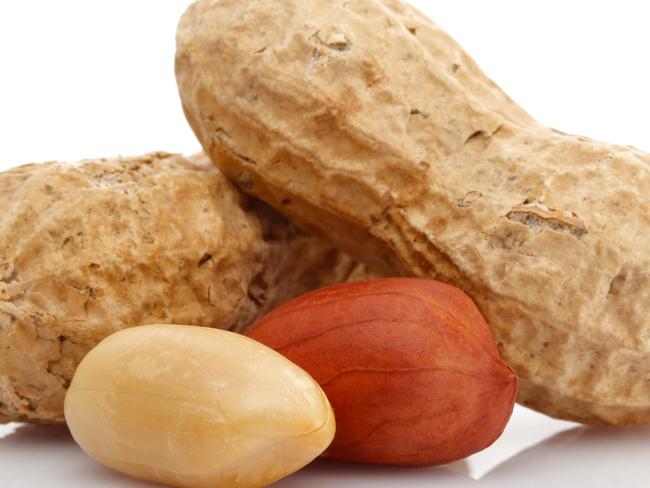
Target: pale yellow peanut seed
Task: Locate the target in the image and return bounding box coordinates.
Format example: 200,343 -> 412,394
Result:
64,324 -> 335,488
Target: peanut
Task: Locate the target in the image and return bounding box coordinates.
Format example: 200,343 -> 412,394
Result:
176,0 -> 650,425
0,151 -> 374,424
64,324 -> 335,488
248,278 -> 517,466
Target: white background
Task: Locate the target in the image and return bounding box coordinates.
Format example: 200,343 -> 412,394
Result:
1,1 -> 649,487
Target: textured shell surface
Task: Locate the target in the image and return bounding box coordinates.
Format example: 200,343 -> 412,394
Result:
176,0 -> 650,424
0,151 -> 369,424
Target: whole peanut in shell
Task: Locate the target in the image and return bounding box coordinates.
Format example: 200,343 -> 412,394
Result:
65,324 -> 335,488
0,152 -> 372,425
176,0 -> 650,425
247,278 -> 517,466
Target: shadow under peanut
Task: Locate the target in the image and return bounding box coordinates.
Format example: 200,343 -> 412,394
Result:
0,423 -> 160,487
480,425 -> 650,486
2,422 -> 648,487
275,458 -> 476,487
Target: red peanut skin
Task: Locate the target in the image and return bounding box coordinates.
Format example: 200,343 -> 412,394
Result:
247,278 -> 518,466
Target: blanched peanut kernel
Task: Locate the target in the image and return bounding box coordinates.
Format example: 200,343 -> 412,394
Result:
64,325 -> 335,488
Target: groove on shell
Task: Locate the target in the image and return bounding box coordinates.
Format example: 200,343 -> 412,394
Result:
507,198 -> 588,238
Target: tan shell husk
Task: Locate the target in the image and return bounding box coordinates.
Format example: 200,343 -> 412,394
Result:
176,0 -> 650,425
0,151 -> 373,424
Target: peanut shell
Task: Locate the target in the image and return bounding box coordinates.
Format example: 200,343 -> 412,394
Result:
0,152 -> 372,424
176,0 -> 650,424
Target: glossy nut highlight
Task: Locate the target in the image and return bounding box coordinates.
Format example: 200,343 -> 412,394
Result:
64,325 -> 335,488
